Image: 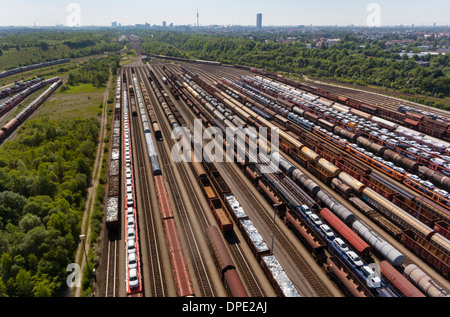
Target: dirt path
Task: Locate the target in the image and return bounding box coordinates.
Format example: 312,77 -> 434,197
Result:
72,74 -> 112,297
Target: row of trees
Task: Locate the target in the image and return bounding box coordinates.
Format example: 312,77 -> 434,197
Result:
140,31 -> 450,100
0,117 -> 100,297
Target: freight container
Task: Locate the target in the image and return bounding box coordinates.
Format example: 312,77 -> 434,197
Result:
361,175 -> 397,200
301,147 -> 320,162
105,197 -> 120,230
361,188 -> 435,239
418,166 -> 450,191
238,218 -> 270,259
400,231 -> 449,278
326,256 -> 373,297
210,198 -> 234,233
339,172 -> 366,193
318,158 -> 341,177
404,264 -> 449,297
320,208 -> 371,255
308,162 -> 334,185
350,109 -> 373,121
316,190 -> 355,224
331,178 -> 353,197
260,255 -> 301,297
434,221 -> 450,240
392,195 -> 439,228
379,261 -> 425,297
286,211 -> 327,262
304,112 -> 319,124
318,119 -> 335,132
352,220 -> 404,266
206,225 -> 235,275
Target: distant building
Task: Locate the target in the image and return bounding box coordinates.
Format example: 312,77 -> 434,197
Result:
197,9 -> 200,27
112,21 -> 118,28
162,21 -> 167,27
256,13 -> 262,28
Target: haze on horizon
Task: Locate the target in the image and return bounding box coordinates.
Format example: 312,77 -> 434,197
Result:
0,0 -> 449,28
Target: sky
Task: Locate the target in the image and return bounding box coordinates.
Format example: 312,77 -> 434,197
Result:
0,0 -> 449,27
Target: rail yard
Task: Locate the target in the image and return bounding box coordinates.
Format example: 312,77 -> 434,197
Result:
1,48 -> 449,300
94,53 -> 450,299
1,0 -> 449,307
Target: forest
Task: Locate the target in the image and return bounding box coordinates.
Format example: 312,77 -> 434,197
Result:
140,31 -> 450,101
0,117 -> 100,297
66,55 -> 120,88
0,29 -> 123,70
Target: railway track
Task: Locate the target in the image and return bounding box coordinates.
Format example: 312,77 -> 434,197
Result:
203,67 -> 434,267
124,66 -> 168,297
154,61 -> 336,297
310,78 -> 450,108
135,65 -> 216,297
162,60 -> 450,290
104,236 -> 119,297
152,62 -> 268,297
306,80 -> 450,118
147,58 -> 450,295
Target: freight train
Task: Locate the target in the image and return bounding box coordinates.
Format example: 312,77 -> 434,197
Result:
220,92 -> 444,296
0,77 -> 43,99
237,76 -> 450,210
0,58 -> 70,79
105,75 -> 123,231
171,70 -> 303,297
168,65 -> 449,296
0,78 -> 49,118
150,54 -> 222,67
206,225 -> 249,297
138,71 -> 195,297
248,67 -> 450,143
139,81 -> 163,142
0,77 -> 61,143
219,77 -> 450,278
214,74 -> 450,278
122,83 -> 143,295
133,76 -> 161,175
177,69 -> 399,296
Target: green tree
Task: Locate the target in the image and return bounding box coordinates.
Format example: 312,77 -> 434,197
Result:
0,191 -> 28,225
15,269 -> 33,297
33,277 -> 53,297
19,214 -> 42,233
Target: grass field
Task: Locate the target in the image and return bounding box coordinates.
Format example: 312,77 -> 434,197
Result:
35,83 -> 105,121
1,52 -> 120,122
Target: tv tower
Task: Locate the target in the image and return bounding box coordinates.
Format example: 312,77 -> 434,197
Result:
197,9 -> 199,27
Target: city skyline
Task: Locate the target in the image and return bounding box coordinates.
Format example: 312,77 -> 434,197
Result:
0,0 -> 449,27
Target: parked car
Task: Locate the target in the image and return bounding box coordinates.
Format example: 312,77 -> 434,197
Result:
301,205 -> 313,215
333,238 -> 350,253
346,251 -> 364,267
128,252 -> 138,269
308,213 -> 323,226
407,174 -> 421,182
127,239 -> 136,254
320,225 -> 335,238
129,268 -> 139,289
